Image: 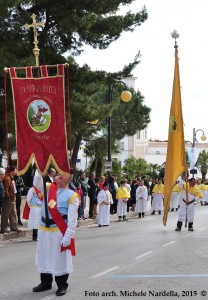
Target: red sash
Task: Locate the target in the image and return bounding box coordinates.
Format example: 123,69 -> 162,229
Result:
22,187 -> 43,220
47,183 -> 76,256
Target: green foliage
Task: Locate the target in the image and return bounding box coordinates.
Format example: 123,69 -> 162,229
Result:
112,158 -> 122,179
122,156 -> 149,179
196,149 -> 208,181
0,1 -> 149,174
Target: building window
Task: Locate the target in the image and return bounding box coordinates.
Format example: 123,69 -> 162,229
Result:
137,131 -> 141,139
145,129 -> 147,139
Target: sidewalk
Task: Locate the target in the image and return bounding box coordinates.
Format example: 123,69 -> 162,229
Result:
0,196 -> 152,241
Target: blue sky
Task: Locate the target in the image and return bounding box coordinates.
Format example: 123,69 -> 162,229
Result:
75,0 -> 208,143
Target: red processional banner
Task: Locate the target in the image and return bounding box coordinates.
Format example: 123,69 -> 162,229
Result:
9,64 -> 70,176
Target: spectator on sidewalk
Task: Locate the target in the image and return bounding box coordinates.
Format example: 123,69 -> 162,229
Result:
78,172 -> 89,219
94,177 -> 101,219
77,182 -> 83,220
88,172 -> 96,219
0,168 -> 6,215
1,166 -> 21,234
14,175 -> 25,226
109,176 -> 117,215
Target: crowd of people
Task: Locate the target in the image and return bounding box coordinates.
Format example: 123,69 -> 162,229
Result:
0,165 -> 206,297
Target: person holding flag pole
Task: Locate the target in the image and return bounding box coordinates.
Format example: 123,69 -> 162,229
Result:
175,177 -> 202,231
163,31 -> 203,229
163,31 -> 187,226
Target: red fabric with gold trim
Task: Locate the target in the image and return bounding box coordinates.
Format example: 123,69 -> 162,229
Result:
9,65 -> 69,176
47,182 -> 76,256
22,186 -> 43,220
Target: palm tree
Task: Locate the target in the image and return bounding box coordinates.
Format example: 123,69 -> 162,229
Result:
196,150 -> 208,182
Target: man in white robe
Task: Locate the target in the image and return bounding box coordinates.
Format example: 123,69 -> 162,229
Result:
97,182 -> 113,226
135,179 -> 148,218
175,178 -> 203,232
33,175 -> 79,297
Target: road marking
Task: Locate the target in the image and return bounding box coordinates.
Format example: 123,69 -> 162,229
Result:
198,227 -> 205,231
162,241 -> 175,247
134,251 -> 153,260
40,295 -> 55,300
108,274 -> 208,279
183,233 -> 193,237
91,266 -> 119,278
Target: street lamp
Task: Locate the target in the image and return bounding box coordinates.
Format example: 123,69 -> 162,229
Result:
192,128 -> 206,147
107,81 -> 132,177
190,128 -> 206,176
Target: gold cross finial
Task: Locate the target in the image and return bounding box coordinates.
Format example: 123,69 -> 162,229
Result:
24,13 -> 45,66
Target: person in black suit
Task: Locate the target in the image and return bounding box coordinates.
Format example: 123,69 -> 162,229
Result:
44,168 -> 56,183
88,172 -> 96,219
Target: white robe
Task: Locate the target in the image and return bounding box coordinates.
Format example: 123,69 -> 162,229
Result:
35,189 -> 79,276
135,185 -> 148,213
152,194 -> 163,211
170,191 -> 179,209
27,188 -> 42,229
97,190 -> 113,226
177,180 -> 201,223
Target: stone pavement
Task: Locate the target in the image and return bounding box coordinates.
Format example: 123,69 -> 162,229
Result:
0,196 -> 152,242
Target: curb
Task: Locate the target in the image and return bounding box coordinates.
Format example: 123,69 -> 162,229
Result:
0,228 -> 32,241
0,211 -> 140,241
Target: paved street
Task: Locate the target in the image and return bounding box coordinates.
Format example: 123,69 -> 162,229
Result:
0,204 -> 208,300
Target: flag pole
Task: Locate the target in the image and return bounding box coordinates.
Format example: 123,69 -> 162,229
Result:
23,13 -> 50,227
163,30 -> 187,226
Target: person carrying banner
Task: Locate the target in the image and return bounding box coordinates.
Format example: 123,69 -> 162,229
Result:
175,178 -> 203,232
33,174 -> 79,297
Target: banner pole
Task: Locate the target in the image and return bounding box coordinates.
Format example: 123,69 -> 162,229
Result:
43,177 -> 50,228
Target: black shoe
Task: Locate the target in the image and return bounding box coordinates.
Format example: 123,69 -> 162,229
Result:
175,227 -> 181,231
33,283 -> 52,292
18,221 -> 23,226
56,287 -> 67,296
188,228 -> 194,231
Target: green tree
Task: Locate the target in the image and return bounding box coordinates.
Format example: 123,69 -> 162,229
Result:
147,163 -> 161,178
196,149 -> 208,182
0,1 -> 148,171
122,156 -> 149,180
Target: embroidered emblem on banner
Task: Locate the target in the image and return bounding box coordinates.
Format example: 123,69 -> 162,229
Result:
169,115 -> 178,132
28,100 -> 51,132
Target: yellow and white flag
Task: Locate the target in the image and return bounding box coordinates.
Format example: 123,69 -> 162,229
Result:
163,43 -> 186,226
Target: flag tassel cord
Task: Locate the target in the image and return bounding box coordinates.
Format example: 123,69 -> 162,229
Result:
185,175 -> 189,227
4,71 -> 9,168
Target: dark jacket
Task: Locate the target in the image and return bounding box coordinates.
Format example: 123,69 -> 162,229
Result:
88,178 -> 96,198
0,180 -> 5,201
14,176 -> 25,194
3,174 -> 15,201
